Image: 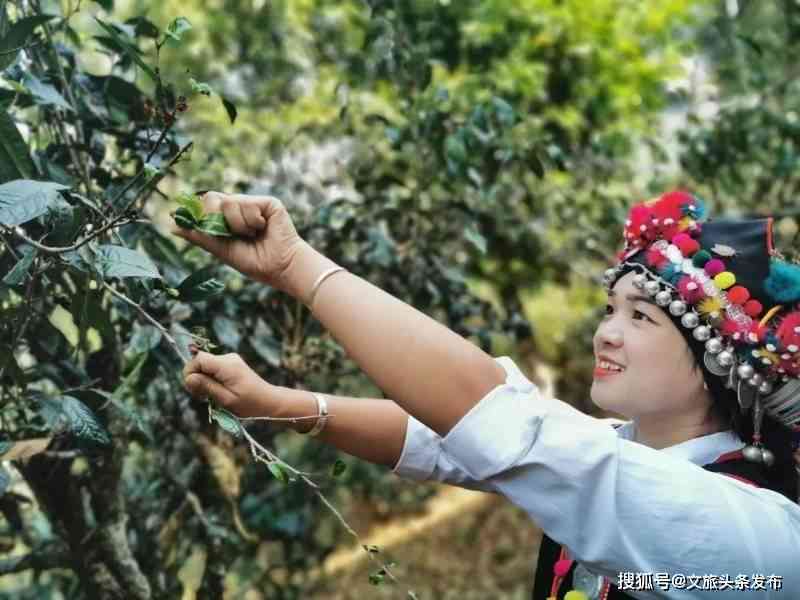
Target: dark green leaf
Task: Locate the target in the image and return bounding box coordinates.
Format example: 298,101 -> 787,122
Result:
125,16 -> 159,38
93,244 -> 161,279
126,322 -> 162,354
209,407 -> 242,437
221,96 -> 237,124
464,224 -> 487,254
0,179 -> 68,226
2,246 -> 35,286
250,320 -> 282,367
177,266 -> 226,302
267,462 -> 288,484
173,208 -> 197,230
331,459 -> 347,478
94,18 -> 157,81
197,212 -> 232,237
0,112 -> 36,184
39,395 -> 111,445
212,315 -> 241,350
94,0 -> 114,10
0,14 -> 56,71
22,74 -> 72,111
0,442 -> 12,457
0,468 -> 9,496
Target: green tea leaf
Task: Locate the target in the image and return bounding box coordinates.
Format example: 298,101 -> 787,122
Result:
22,73 -> 72,111
209,407 -> 242,437
39,395 -> 111,445
175,192 -> 204,222
94,18 -> 157,81
126,322 -> 163,354
2,246 -> 36,286
164,17 -> 192,42
267,462 -> 289,484
0,14 -> 56,71
0,112 -> 35,184
464,224 -> 487,254
197,212 -> 232,237
0,179 -> 68,226
189,78 -> 212,96
331,459 -> 347,478
93,244 -> 161,279
177,266 -> 226,302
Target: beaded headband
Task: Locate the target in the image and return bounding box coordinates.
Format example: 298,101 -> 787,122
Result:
602,190 -> 800,466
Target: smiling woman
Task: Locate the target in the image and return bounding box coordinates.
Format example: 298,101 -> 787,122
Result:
177,189 -> 800,600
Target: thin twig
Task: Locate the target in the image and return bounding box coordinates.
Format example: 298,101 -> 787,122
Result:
2,214 -> 143,255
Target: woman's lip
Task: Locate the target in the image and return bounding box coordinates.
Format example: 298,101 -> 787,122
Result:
593,367 -> 624,378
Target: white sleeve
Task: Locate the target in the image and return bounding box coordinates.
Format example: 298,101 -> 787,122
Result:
436,357 -> 800,599
390,356 -> 537,493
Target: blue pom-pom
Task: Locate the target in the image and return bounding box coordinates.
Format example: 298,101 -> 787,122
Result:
681,197 -> 708,220
659,263 -> 682,285
764,260 -> 800,303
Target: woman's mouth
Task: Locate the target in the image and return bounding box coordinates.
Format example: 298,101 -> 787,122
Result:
593,360 -> 625,379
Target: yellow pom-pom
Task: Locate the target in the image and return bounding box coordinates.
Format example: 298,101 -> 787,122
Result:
678,216 -> 693,231
564,591 -> 589,600
714,271 -> 736,290
697,296 -> 724,318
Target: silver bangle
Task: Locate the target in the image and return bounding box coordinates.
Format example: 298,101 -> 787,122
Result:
305,267 -> 346,310
306,392 -> 329,436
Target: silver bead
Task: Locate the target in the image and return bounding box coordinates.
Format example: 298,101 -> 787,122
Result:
644,280 -> 661,296
692,326 -> 711,342
632,274 -> 647,290
747,374 -> 764,388
604,268 -> 616,281
717,350 -> 735,367
758,380 -> 773,395
705,338 -> 723,355
742,445 -> 763,463
761,448 -> 776,468
655,290 -> 672,307
681,312 -> 700,329
669,300 -> 687,316
737,364 -> 755,380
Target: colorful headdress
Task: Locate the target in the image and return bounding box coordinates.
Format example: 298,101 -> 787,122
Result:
603,190 -> 800,467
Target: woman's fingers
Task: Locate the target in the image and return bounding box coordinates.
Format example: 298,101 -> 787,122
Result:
184,372 -> 238,408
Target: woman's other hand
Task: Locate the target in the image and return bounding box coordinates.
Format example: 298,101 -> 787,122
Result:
170,192 -> 305,291
183,349 -> 274,418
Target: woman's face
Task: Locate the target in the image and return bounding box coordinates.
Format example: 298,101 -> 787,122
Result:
590,270 -> 707,418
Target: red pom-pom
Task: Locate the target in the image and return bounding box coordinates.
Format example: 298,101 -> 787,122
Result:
677,275 -> 706,304
645,247 -> 668,269
744,300 -> 763,318
675,237 -> 700,256
554,559 -> 573,577
745,322 -> 767,344
721,318 -> 749,343
653,191 -> 687,225
726,286 -> 750,305
776,312 -> 800,352
704,259 -> 726,277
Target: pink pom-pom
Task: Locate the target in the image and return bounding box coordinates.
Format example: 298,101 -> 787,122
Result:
720,318 -> 748,343
553,559 -> 574,577
704,259 -> 726,277
677,276 -> 706,304
646,247 -> 668,269
776,312 -> 800,351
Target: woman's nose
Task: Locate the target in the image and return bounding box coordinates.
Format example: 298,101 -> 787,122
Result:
594,321 -> 623,349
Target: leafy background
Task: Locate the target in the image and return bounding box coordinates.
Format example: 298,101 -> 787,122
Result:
0,0 -> 798,598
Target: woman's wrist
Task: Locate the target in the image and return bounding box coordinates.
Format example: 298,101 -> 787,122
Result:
271,385 -> 320,434
278,241 -> 341,302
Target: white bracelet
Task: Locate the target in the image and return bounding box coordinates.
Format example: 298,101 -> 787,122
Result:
305,267 -> 346,310
306,392 -> 329,436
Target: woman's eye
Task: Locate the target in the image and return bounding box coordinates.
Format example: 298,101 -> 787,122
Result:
633,309 -> 652,322
604,304 -> 613,316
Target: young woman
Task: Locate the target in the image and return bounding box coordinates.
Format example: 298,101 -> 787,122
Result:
174,189 -> 800,599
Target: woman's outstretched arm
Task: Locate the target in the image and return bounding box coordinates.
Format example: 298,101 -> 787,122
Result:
281,242 -> 508,438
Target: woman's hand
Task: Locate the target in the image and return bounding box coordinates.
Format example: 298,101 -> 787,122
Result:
170,192 -> 305,291
183,350 -> 275,418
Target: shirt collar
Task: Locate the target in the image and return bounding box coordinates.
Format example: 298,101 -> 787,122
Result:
614,421 -> 745,466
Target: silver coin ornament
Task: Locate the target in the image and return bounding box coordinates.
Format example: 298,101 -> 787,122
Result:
705,338 -> 723,355
758,380 -> 773,395
761,448 -> 776,467
717,350 -> 735,367
632,274 -> 647,289
737,364 -> 755,380
742,445 -> 764,463
655,290 -> 672,307
692,325 -> 712,341
748,373 -> 764,388
644,280 -> 661,296
669,300 -> 687,316
681,312 -> 700,329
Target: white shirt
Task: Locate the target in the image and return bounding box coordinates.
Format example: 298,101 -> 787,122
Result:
392,356 -> 800,598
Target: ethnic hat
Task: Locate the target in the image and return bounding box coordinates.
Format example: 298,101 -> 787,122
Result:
602,190 -> 800,466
